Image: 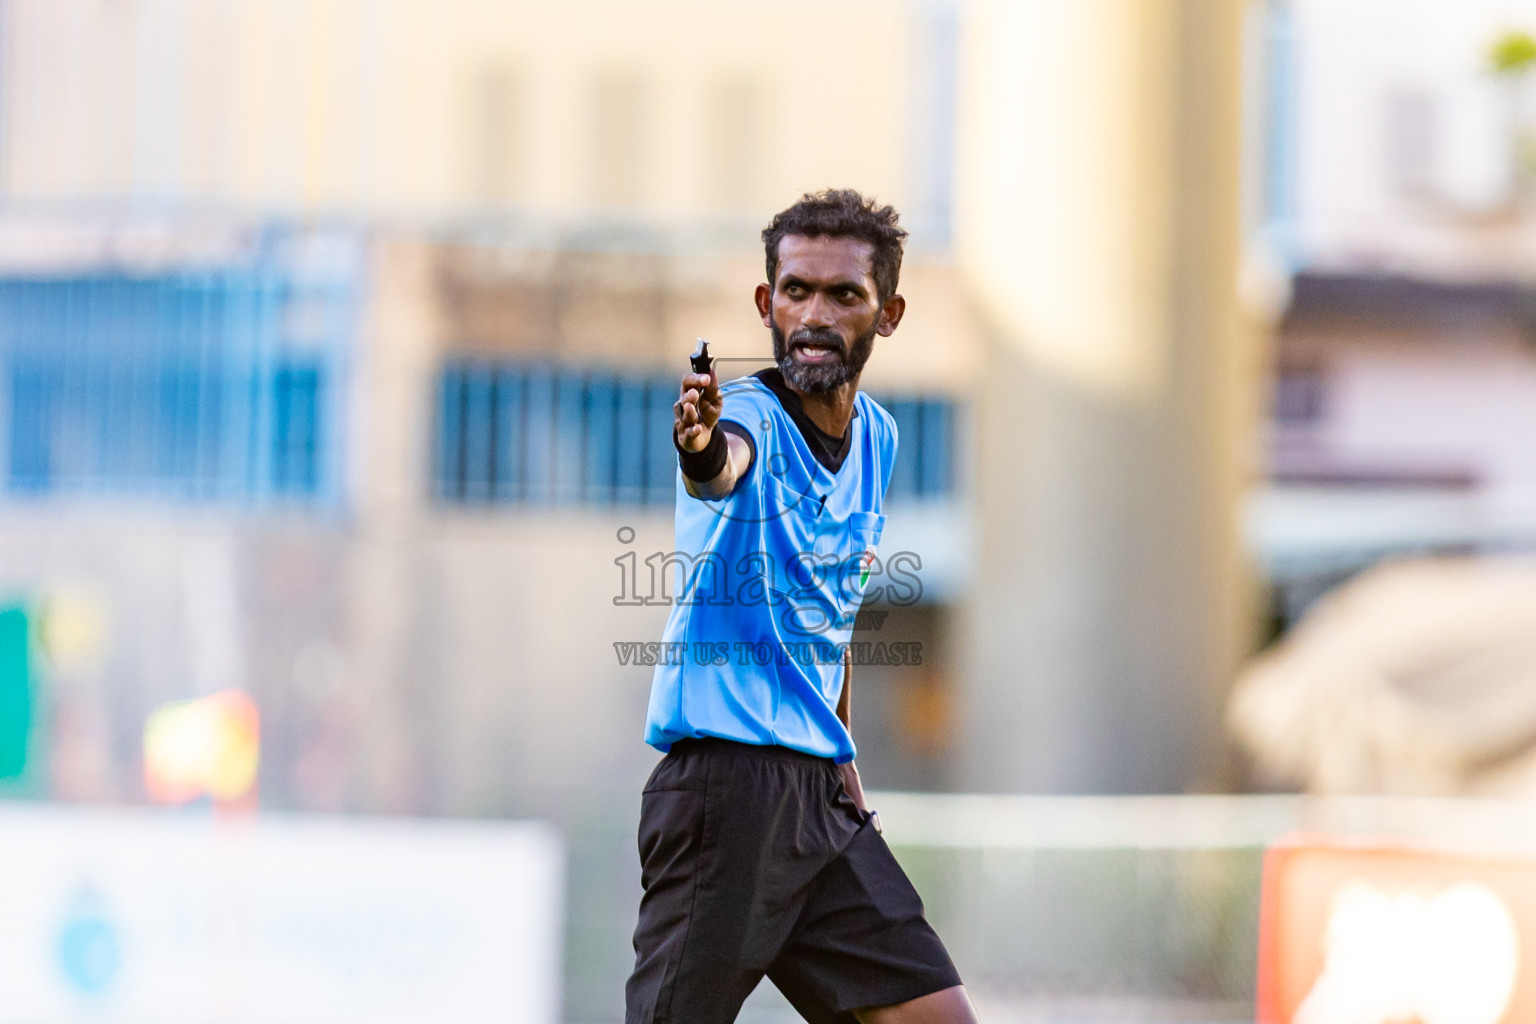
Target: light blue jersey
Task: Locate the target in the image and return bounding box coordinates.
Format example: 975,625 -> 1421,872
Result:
644,372 -> 897,763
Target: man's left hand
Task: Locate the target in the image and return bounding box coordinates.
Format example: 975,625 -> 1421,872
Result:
839,760 -> 868,815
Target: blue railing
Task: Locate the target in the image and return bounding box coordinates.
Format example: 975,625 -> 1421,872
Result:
0,254 -> 355,503
434,361 -> 956,507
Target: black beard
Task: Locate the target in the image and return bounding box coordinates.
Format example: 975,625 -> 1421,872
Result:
770,322 -> 877,394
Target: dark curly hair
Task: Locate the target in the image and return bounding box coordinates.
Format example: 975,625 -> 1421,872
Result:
761,189 -> 908,303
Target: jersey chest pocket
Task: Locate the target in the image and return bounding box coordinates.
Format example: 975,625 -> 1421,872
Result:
848,510 -> 886,550
835,511 -> 886,609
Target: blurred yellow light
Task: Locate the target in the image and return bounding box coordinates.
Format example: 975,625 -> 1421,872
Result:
37,588 -> 107,674
143,691 -> 259,804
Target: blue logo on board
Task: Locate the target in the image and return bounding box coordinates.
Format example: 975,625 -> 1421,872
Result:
56,889 -> 122,996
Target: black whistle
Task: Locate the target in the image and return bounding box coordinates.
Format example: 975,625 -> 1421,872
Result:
690,339 -> 712,376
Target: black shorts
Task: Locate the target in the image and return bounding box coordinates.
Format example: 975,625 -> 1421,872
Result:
625,738 -> 962,1024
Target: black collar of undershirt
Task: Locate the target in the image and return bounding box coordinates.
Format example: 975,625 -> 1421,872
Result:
753,367 -> 857,474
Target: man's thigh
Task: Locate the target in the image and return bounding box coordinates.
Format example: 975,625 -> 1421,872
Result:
625,743 -> 851,1024
768,819 -> 963,1019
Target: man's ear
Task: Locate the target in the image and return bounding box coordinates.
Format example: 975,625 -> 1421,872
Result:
754,283 -> 773,327
876,294 -> 906,337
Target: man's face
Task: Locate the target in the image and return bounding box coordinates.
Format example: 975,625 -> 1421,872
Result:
754,235 -> 902,394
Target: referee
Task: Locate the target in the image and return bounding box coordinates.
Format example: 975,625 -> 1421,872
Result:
626,190 -> 979,1024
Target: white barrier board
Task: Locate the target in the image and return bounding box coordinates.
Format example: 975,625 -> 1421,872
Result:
0,805 -> 563,1023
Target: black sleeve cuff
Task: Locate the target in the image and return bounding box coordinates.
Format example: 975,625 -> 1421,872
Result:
676,420 -> 758,485
676,424 -> 727,482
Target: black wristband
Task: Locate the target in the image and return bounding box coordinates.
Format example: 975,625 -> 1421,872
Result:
676,425 -> 728,482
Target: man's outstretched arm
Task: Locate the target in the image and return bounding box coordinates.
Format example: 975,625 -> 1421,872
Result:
674,370 -> 753,499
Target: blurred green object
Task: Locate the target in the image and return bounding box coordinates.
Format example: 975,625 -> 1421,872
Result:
0,607 -> 32,780
1490,30 -> 1536,74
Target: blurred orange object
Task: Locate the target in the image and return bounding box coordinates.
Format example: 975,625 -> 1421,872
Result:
142,690 -> 259,805
1258,840 -> 1536,1024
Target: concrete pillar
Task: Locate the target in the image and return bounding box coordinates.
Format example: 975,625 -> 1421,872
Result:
342,238 -> 440,812
953,0 -> 1256,793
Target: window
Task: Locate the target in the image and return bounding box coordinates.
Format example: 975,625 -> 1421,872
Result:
703,77 -> 761,211
0,258 -> 353,503
1259,0 -> 1299,238
589,72 -> 648,207
468,65 -> 525,203
434,360 -> 957,507
1384,88 -> 1439,197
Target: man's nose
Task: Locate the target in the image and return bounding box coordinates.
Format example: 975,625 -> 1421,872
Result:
800,293 -> 834,329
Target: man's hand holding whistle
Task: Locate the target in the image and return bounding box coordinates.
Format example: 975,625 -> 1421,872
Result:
673,341 -> 753,499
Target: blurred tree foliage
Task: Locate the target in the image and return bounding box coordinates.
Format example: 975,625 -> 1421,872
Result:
1491,30 -> 1536,74
1491,31 -> 1536,193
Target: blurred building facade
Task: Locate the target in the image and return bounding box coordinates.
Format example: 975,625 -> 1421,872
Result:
0,0 -> 956,230
0,0 -> 1260,1016
0,0 -> 978,802
1253,0 -> 1536,632
1215,0 -> 1536,808
0,0 -> 1262,799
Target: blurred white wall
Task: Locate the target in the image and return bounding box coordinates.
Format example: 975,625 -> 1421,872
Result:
0,0 -> 955,236
1284,0 -> 1536,274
